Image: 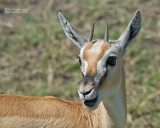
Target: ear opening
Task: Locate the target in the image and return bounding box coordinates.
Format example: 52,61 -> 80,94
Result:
119,10 -> 142,53
58,12 -> 87,48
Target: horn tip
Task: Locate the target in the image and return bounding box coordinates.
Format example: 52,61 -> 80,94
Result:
104,24 -> 109,42
88,22 -> 95,42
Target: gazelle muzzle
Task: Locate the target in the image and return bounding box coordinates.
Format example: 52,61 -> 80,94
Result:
78,74 -> 98,107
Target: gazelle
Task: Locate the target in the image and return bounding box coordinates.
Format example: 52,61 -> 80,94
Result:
0,10 -> 141,128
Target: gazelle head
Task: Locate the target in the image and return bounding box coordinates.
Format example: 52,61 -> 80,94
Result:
58,10 -> 141,110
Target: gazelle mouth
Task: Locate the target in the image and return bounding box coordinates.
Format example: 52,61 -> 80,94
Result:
84,96 -> 98,107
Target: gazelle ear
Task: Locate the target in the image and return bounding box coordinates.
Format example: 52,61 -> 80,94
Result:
58,12 -> 87,48
119,10 -> 142,54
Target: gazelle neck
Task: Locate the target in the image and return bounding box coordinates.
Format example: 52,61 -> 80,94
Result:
101,66 -> 127,128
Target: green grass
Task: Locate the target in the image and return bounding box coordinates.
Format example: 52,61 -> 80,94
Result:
0,0 -> 160,127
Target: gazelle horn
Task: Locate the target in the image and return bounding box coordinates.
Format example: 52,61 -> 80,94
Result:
88,23 -> 95,42
104,24 -> 109,42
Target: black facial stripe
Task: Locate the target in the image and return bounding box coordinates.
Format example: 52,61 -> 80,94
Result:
104,70 -> 108,77
99,70 -> 108,86
81,72 -> 84,77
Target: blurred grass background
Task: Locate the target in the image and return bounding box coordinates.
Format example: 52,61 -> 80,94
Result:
0,0 -> 160,127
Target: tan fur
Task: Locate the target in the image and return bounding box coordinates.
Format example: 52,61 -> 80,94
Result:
0,94 -> 113,128
83,40 -> 110,77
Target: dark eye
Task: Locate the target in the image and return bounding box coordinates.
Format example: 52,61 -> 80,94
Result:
78,56 -> 82,65
107,56 -> 116,66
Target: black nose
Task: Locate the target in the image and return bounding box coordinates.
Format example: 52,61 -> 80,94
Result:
80,89 -> 92,96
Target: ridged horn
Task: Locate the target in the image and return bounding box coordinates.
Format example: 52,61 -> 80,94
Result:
104,24 -> 109,42
88,23 -> 95,42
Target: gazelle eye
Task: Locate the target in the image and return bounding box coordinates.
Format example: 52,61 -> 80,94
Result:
78,56 -> 82,65
107,56 -> 116,66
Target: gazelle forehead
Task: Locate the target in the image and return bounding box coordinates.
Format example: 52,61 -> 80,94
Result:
83,40 -> 110,61
81,40 -> 110,77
